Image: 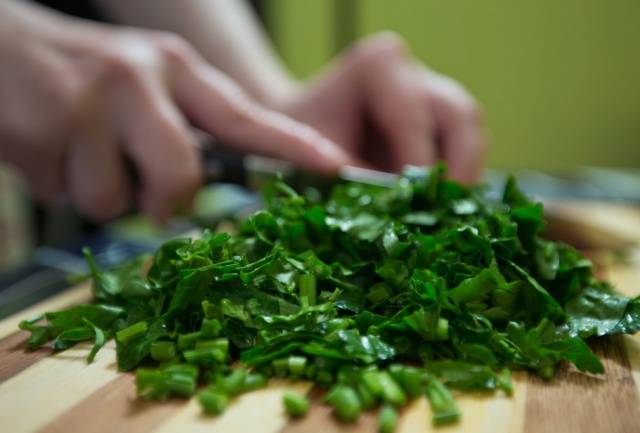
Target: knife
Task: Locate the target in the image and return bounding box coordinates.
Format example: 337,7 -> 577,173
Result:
199,140 -> 400,189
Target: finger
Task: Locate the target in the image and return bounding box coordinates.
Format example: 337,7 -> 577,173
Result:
422,70 -> 487,183
113,79 -> 202,222
173,58 -> 352,174
354,34 -> 437,171
65,119 -> 131,222
20,154 -> 66,208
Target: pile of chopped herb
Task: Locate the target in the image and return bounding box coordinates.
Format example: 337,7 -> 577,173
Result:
19,164 -> 640,430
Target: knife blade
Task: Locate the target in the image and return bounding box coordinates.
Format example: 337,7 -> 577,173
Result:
199,140 -> 400,189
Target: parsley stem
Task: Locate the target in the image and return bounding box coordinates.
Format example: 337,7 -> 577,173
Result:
326,385 -> 362,422
196,338 -> 229,357
283,391 -> 310,417
115,321 -> 148,344
183,347 -> 225,364
177,331 -> 201,351
378,405 -> 398,433
199,389 -> 228,415
240,373 -> 268,392
378,371 -> 407,407
299,274 -> 317,306
200,318 -> 222,338
150,341 -> 176,362
217,369 -> 247,396
389,365 -> 423,398
425,378 -> 460,425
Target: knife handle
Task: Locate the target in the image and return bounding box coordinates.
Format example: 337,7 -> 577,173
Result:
199,141 -> 248,186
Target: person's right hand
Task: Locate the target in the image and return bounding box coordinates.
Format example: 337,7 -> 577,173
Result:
0,1 -> 350,222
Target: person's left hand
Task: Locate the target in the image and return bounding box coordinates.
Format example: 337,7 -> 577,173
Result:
270,33 -> 487,183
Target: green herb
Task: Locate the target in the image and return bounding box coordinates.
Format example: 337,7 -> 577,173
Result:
19,164 -> 640,426
326,385 -> 362,422
378,405 -> 398,433
425,377 -> 460,425
84,318 -> 106,363
283,391 -> 310,417
116,321 -> 148,344
240,373 -> 268,392
199,389 -> 229,415
150,341 -> 177,362
136,364 -> 198,400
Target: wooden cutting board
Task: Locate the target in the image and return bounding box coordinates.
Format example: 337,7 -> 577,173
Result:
0,204 -> 639,433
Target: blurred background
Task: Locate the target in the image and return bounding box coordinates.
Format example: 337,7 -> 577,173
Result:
0,0 -> 639,315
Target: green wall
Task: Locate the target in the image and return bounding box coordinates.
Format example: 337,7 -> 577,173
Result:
265,0 -> 640,170
264,0 -> 335,78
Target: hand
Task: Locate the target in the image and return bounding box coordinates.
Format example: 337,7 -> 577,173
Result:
271,33 -> 487,183
0,1 -> 350,222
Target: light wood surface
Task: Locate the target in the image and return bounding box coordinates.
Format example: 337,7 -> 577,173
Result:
0,205 -> 638,433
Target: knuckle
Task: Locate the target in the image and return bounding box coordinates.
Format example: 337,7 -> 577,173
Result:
369,31 -> 409,54
95,32 -> 165,84
351,31 -> 409,65
153,33 -> 196,65
98,51 -> 144,84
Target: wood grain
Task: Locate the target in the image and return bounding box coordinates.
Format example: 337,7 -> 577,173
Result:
37,374 -> 183,433
524,336 -> 640,433
0,331 -> 51,383
625,336 -> 640,396
0,342 -> 120,433
605,248 -> 640,396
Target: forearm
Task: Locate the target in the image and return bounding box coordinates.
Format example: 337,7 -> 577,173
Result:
96,0 -> 298,106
